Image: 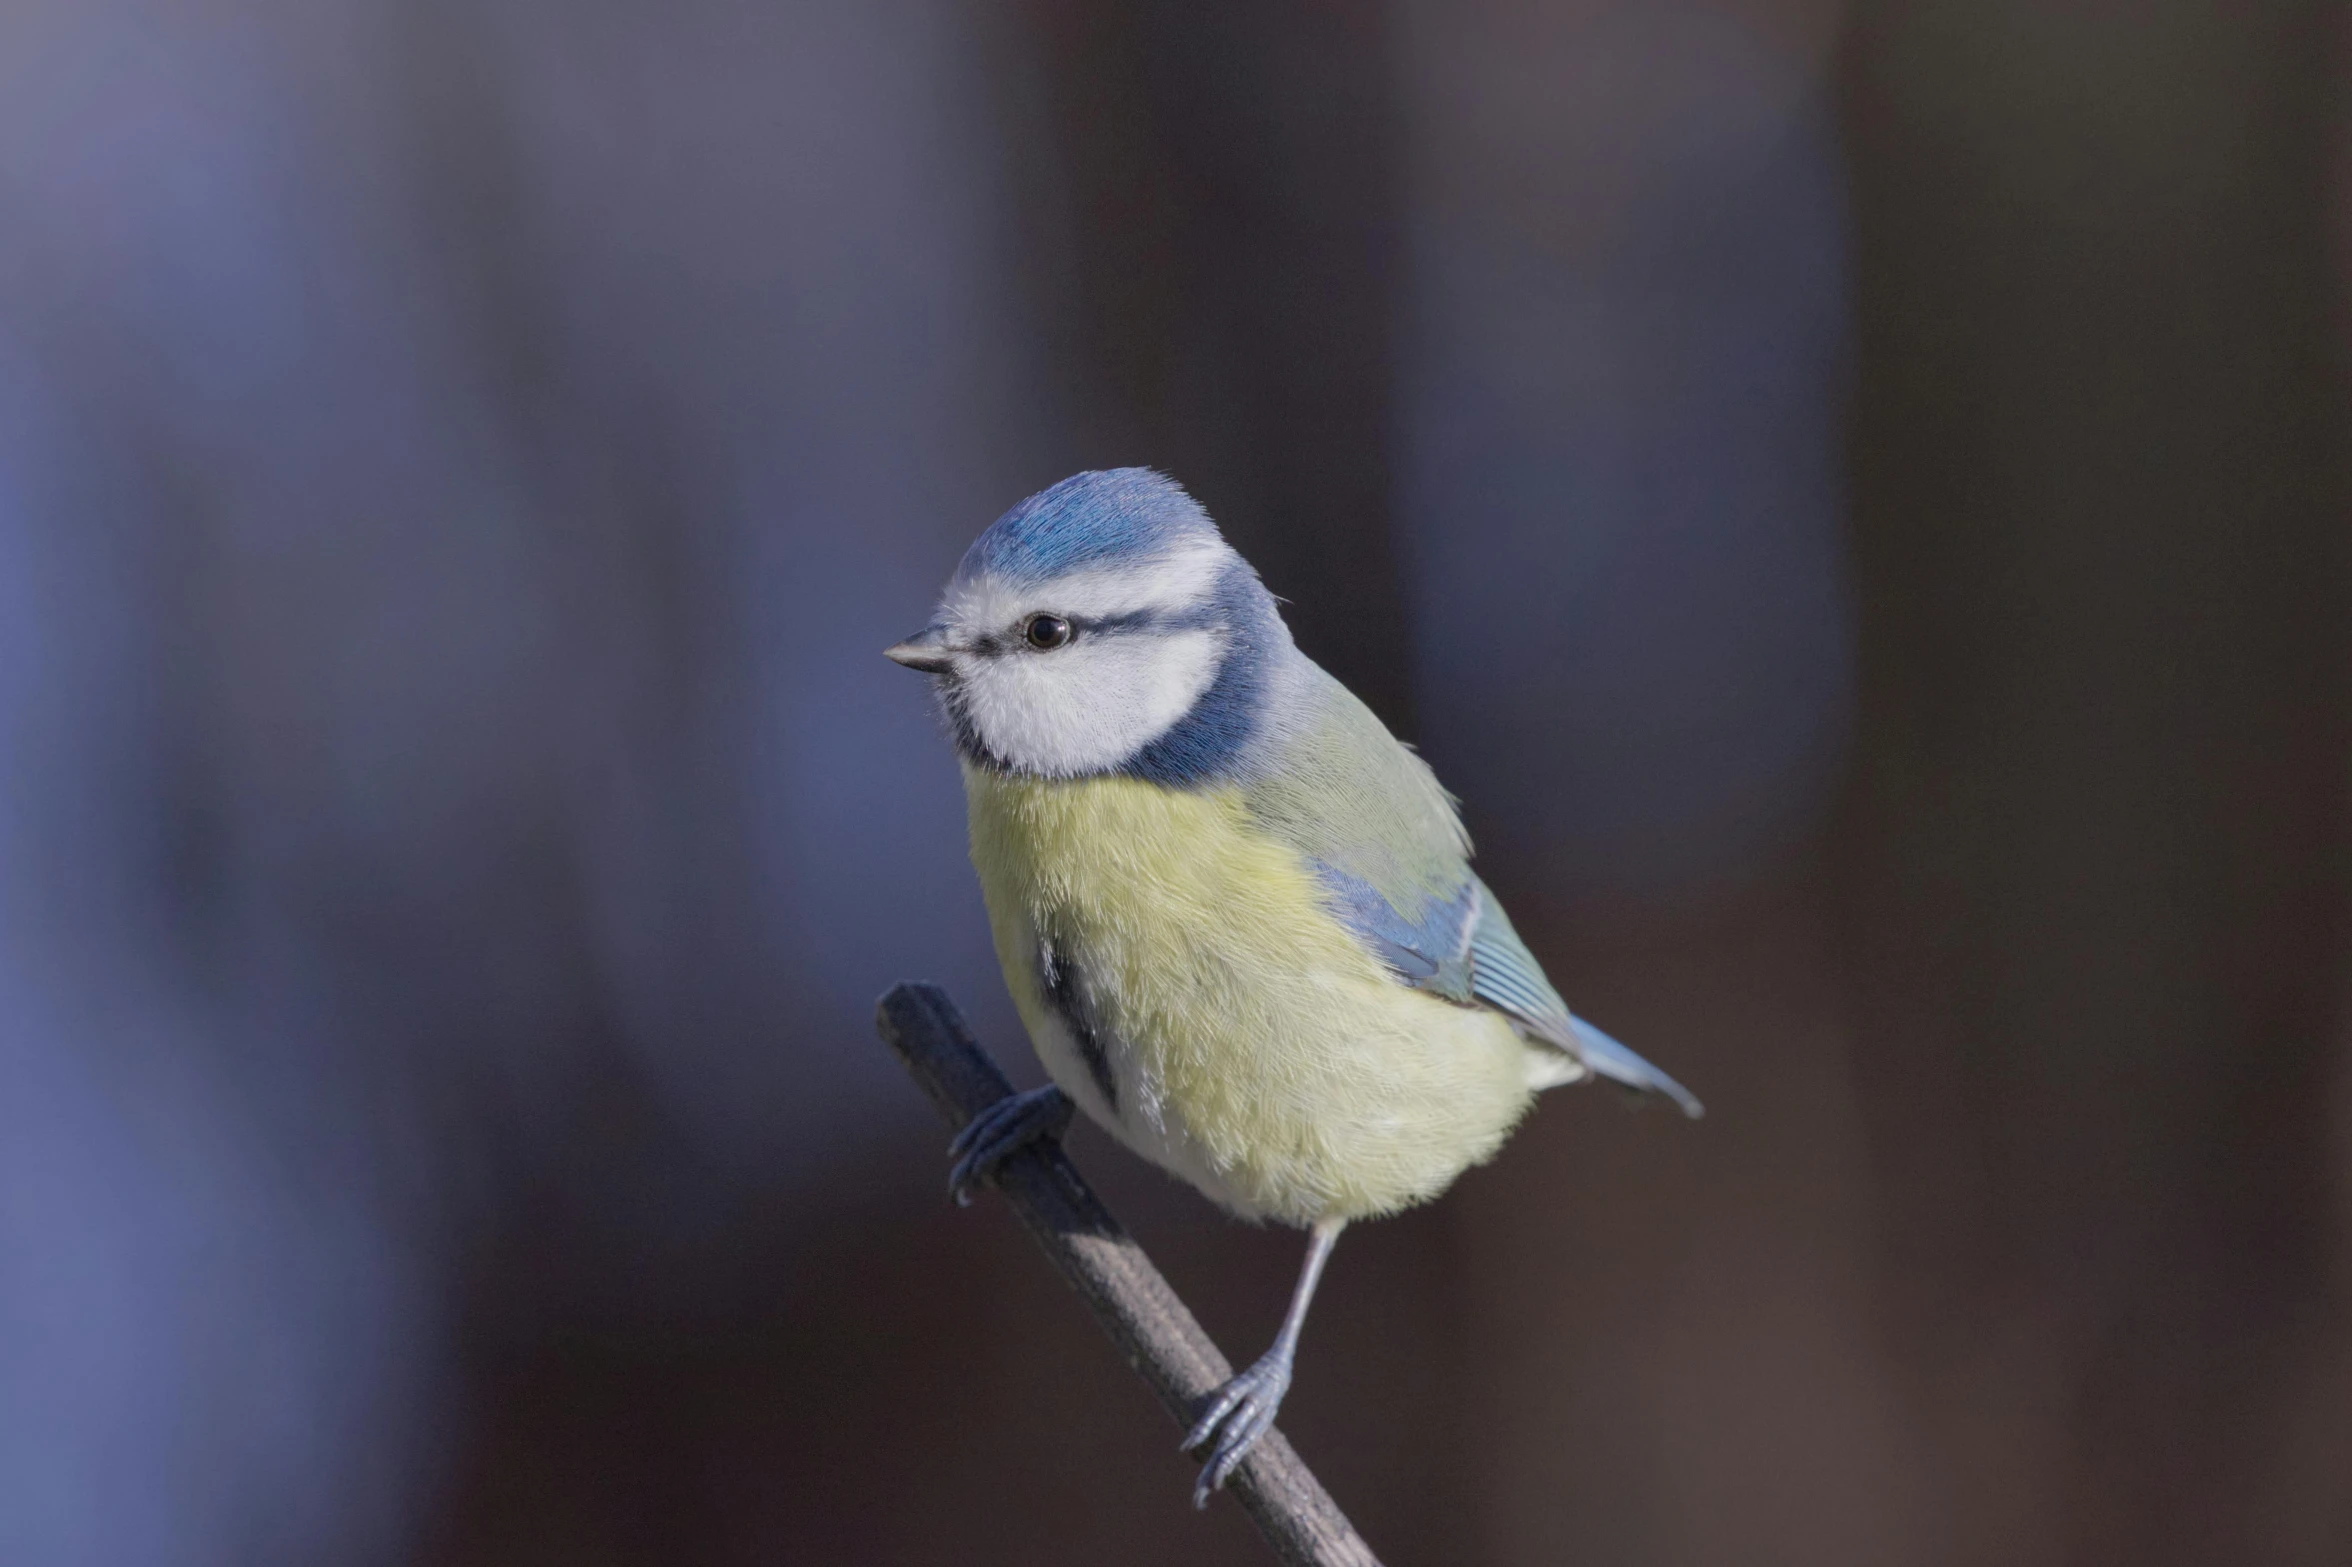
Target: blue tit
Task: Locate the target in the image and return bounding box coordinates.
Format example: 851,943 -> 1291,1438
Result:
887,468 -> 1700,1505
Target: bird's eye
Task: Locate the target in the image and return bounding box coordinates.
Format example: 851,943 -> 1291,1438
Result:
1023,613 -> 1073,650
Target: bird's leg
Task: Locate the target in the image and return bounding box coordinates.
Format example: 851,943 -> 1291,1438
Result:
946,1084 -> 1073,1205
1181,1217 -> 1345,1507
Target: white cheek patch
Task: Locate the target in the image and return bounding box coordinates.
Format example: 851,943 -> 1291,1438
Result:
941,536 -> 1233,634
957,628 -> 1225,775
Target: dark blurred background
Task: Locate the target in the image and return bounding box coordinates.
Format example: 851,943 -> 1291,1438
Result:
2,1 -> 2348,1562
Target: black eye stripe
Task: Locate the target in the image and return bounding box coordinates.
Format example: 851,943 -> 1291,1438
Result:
1007,609 -> 1151,646
1071,609 -> 1159,635
983,604 -> 1215,654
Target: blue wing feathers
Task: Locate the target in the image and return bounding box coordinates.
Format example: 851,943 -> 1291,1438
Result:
1310,860 -> 1474,998
1310,865 -> 1702,1117
1463,892 -> 1571,1029
1463,886 -> 1702,1116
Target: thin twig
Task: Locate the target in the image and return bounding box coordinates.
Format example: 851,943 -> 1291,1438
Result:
876,982 -> 1384,1567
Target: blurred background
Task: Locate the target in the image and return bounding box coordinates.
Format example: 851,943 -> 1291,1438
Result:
1,0 -> 2347,1562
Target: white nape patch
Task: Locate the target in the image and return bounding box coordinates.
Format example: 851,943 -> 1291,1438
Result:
957,624 -> 1224,775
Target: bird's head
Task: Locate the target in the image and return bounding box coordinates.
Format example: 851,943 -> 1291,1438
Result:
887,469 -> 1284,781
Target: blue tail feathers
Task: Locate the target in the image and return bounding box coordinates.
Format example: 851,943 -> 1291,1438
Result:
1568,1016 -> 1704,1119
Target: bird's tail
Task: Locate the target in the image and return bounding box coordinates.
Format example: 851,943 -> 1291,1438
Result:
1568,1016 -> 1704,1118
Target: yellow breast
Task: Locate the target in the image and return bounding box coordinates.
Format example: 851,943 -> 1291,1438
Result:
963,764 -> 1536,1224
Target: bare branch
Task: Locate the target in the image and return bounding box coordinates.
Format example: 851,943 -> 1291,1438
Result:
876,983 -> 1384,1567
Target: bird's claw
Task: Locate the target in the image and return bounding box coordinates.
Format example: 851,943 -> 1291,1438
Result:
947,1085 -> 1073,1205
1181,1352 -> 1293,1507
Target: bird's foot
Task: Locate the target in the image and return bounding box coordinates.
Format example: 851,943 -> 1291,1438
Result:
1181,1349 -> 1293,1507
947,1084 -> 1073,1205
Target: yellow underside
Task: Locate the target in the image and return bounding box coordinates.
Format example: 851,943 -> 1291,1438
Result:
965,764 -> 1537,1225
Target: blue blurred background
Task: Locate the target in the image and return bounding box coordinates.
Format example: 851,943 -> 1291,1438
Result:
2,1 -> 2347,1563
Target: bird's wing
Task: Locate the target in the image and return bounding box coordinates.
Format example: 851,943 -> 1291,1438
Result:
1461,877 -> 1704,1116
1243,664 -> 1702,1117
1307,857 -> 1479,998
1241,667 -> 1480,995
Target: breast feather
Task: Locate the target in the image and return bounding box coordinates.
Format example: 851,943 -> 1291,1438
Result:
963,764 -> 1534,1222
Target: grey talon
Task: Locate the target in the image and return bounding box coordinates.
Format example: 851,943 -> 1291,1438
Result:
946,1084 -> 1073,1203
1185,1353 -> 1293,1507
1182,1217 -> 1343,1507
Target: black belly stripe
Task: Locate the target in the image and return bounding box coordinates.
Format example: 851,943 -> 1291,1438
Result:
1039,939 -> 1117,1113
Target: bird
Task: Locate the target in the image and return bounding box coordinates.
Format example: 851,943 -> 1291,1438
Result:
886,468 -> 1700,1507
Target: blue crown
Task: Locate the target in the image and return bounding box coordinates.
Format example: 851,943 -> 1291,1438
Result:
957,469 -> 1217,587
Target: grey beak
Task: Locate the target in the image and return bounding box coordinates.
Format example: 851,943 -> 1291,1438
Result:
884,627 -> 956,674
